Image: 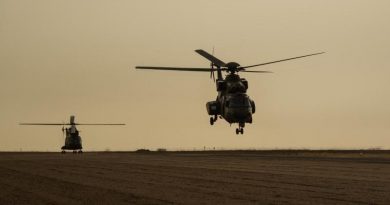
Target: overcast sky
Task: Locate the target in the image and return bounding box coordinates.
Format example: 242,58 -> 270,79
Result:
1,0 -> 390,151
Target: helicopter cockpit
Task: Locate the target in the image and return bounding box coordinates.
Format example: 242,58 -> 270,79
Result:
226,94 -> 251,108
227,83 -> 246,93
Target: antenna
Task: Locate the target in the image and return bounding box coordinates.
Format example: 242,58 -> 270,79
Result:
210,46 -> 215,82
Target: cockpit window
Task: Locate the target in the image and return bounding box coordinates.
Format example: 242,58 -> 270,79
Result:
228,96 -> 250,107
227,83 -> 246,93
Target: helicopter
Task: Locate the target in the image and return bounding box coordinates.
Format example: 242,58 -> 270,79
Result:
20,115 -> 125,153
136,49 -> 323,134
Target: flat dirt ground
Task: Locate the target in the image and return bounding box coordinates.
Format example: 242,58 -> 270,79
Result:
1,151 -> 390,205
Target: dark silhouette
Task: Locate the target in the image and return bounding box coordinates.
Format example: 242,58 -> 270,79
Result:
20,115 -> 125,153
136,49 -> 323,134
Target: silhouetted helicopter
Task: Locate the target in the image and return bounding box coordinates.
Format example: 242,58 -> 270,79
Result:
136,49 -> 323,134
20,115 -> 125,153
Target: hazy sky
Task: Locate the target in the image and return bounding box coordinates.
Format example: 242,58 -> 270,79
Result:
1,0 -> 390,151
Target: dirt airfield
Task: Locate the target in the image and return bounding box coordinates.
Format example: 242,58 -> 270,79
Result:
0,150 -> 390,205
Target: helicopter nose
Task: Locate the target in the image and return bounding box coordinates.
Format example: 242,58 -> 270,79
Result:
228,108 -> 251,121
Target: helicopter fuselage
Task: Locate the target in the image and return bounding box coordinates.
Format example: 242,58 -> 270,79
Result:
61,126 -> 82,151
207,74 -> 255,133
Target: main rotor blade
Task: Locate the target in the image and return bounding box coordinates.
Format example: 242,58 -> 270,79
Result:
20,123 -> 125,125
75,123 -> 125,125
240,70 -> 273,73
136,66 -> 214,72
195,49 -> 226,67
20,123 -> 69,125
241,52 -> 325,69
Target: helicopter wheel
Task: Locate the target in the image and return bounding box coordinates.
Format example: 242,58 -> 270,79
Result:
236,127 -> 244,135
61,150 -> 66,154
210,117 -> 214,125
78,150 -> 83,154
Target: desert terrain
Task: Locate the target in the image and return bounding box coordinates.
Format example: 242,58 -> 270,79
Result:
0,150 -> 390,204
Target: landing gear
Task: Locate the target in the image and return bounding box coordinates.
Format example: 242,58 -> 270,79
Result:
63,150 -> 82,154
235,128 -> 244,135
209,115 -> 217,125
236,123 -> 245,135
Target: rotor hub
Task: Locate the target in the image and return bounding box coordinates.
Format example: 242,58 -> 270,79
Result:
225,62 -> 240,69
224,62 -> 241,73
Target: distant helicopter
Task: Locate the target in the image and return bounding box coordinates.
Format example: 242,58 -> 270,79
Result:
20,115 -> 125,153
136,49 -> 323,134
